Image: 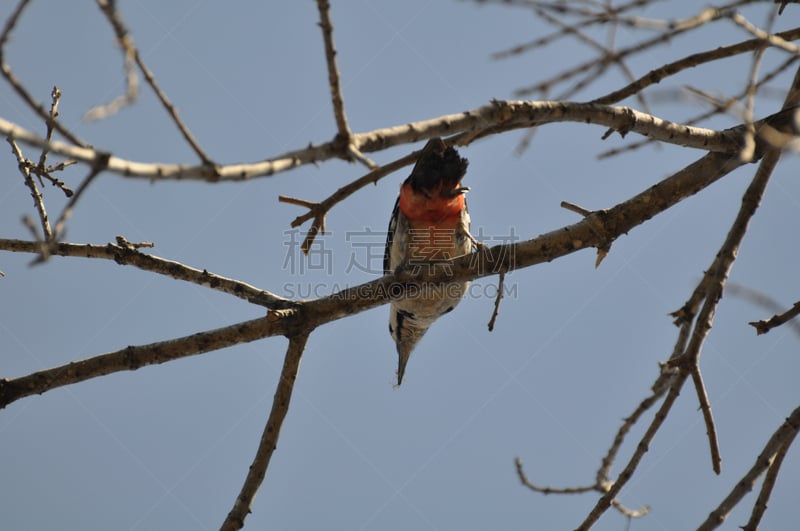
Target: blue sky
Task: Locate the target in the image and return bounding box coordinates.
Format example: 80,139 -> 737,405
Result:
1,2 -> 799,530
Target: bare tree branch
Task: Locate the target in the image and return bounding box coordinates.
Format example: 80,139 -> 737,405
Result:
0,0 -> 86,147
741,435 -> 796,531
50,156 -> 108,241
750,300 -> 800,334
597,54 -> 799,159
0,146 -> 747,409
697,405 -> 800,531
313,0 -> 376,170
94,0 -> 215,167
516,1 -> 756,97
489,0 -> 654,60
221,331 -> 310,531
576,375 -> 686,530
2,3 -> 800,528
6,137 -> 51,241
0,238 -> 290,308
592,26 -> 800,106
0,315 -> 285,409
279,145 -> 424,251
514,457 -> 596,495
730,10 -> 800,56
2,99 -> 780,182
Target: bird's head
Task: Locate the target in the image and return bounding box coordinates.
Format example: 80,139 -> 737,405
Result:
399,138 -> 469,223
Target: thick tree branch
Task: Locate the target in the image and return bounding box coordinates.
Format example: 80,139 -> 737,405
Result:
0,148 -> 746,408
0,238 -> 290,308
0,316 -> 285,409
5,100 -> 788,182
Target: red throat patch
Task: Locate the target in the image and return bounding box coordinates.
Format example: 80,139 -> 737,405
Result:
398,183 -> 466,224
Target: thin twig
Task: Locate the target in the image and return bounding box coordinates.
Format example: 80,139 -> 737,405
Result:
490,0 -> 661,60
690,364 -> 722,474
533,5 -> 651,112
221,331 -> 310,531
750,300 -> 800,335
736,9 -> 777,162
517,3 -> 747,97
741,435 -> 796,531
666,66 -> 800,481
50,157 -> 109,243
576,376 -> 687,530
313,0 -> 376,170
596,382 -> 669,487
36,85 -> 62,170
6,137 -> 52,241
560,200 -> 592,217
677,148 -> 781,475
697,405 -> 800,531
83,25 -> 138,120
516,453 -> 650,518
515,457 -> 596,494
597,55 -> 799,159
487,268 -> 506,331
316,0 -> 351,141
0,0 -> 86,147
774,1 -> 795,16
592,25 -> 800,105
729,10 -> 800,56
95,0 -> 215,167
279,145 -> 424,251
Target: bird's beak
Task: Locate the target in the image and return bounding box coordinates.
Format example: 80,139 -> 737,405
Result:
448,186 -> 470,197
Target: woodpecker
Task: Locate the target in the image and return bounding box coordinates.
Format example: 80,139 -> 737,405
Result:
384,138 -> 475,385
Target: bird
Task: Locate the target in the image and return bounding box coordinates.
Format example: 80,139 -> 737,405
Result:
384,138 -> 475,385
